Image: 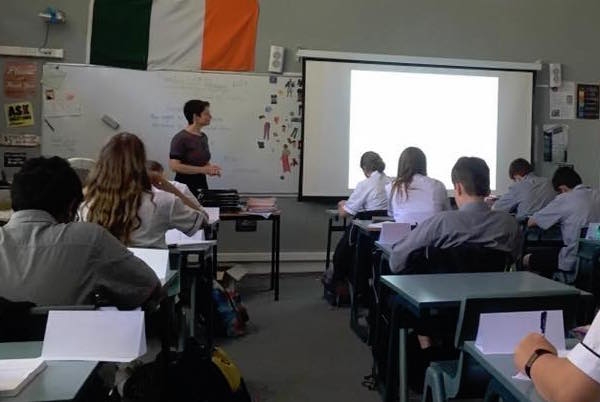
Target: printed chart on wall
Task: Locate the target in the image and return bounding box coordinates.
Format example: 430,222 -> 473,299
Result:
41,64 -> 302,194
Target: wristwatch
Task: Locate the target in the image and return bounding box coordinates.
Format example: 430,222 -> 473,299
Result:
525,348 -> 555,378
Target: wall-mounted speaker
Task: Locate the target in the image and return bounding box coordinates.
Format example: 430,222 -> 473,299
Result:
549,63 -> 561,88
268,45 -> 285,74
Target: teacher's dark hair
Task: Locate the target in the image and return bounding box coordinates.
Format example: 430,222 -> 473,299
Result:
183,100 -> 210,124
11,156 -> 83,223
451,156 -> 490,197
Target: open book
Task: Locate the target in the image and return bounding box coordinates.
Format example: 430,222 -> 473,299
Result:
0,358 -> 46,397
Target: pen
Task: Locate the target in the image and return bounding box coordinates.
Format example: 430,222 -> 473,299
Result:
540,311 -> 547,336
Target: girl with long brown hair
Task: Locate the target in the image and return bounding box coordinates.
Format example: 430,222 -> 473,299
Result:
386,147 -> 449,224
82,132 -> 207,247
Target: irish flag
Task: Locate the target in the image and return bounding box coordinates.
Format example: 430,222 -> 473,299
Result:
89,0 -> 259,71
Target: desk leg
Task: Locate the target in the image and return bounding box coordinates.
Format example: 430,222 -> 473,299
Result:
399,328 -> 408,402
270,217 -> 276,291
274,215 -> 281,301
326,216 -> 333,271
204,250 -> 214,348
189,274 -> 197,338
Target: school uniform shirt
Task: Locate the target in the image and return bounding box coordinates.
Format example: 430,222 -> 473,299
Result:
492,173 -> 556,220
568,311 -> 600,384
153,181 -> 202,208
531,184 -> 600,276
0,210 -> 160,307
343,171 -> 390,216
81,191 -> 207,248
389,200 -> 520,273
385,174 -> 450,224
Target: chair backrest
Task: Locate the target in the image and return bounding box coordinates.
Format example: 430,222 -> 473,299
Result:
0,297 -> 95,342
404,243 -> 513,275
455,293 -> 580,348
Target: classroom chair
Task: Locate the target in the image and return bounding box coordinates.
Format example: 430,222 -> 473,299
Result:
372,244 -> 513,402
516,224 -> 563,270
421,294 -> 579,402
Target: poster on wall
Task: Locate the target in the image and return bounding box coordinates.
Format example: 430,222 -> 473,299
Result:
549,81 -> 575,119
4,102 -> 34,128
3,62 -> 37,98
543,124 -> 568,163
3,152 -> 27,168
576,84 -> 600,119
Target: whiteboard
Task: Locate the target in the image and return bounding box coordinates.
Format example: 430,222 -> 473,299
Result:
41,63 -> 302,194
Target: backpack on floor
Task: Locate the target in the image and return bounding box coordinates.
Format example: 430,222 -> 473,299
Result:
212,280 -> 249,337
122,338 -> 251,402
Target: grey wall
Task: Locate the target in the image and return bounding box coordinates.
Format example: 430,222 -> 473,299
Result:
3,0 -> 600,254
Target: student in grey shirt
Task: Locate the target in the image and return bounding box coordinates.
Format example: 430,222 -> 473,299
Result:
390,157 -> 520,273
492,158 -> 557,220
525,166 -> 600,283
0,157 -> 161,309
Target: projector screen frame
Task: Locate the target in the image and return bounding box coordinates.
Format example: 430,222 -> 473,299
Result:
298,52 -> 539,201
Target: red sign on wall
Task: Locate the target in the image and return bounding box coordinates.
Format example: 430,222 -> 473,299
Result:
4,62 -> 37,98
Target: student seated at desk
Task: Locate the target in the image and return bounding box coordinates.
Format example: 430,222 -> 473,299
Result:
82,133 -> 208,248
491,158 -> 556,220
524,166 -> 600,283
389,156 -> 520,273
323,151 -> 389,302
386,146 -> 450,224
0,157 -> 161,308
514,311 -> 600,402
146,159 -> 201,208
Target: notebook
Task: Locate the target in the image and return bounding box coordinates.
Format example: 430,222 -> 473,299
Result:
0,358 -> 46,397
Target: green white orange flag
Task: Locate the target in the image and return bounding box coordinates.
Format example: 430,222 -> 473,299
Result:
89,0 -> 259,71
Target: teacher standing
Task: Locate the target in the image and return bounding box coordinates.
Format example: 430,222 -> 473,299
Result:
169,100 -> 222,197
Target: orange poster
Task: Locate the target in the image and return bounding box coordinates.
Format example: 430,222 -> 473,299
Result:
4,62 -> 37,98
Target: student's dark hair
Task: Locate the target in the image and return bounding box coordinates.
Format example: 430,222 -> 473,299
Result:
146,160 -> 164,174
183,100 -> 210,124
551,166 -> 582,191
451,157 -> 490,197
11,156 -> 83,222
392,147 -> 427,198
508,158 -> 533,180
360,151 -> 385,174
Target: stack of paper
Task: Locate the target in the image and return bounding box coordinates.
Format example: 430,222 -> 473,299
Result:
246,197 -> 277,213
0,358 -> 46,397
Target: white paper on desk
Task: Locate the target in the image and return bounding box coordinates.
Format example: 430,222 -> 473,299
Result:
128,247 -> 168,282
204,207 -> 220,224
476,310 -> 565,354
512,350 -> 568,381
367,221 -> 384,230
165,229 -> 205,246
42,310 -> 146,362
0,358 -> 46,396
378,222 -> 411,244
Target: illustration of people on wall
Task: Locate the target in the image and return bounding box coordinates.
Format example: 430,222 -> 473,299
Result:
290,126 -> 299,139
263,120 -> 271,140
281,144 -> 291,173
285,79 -> 295,97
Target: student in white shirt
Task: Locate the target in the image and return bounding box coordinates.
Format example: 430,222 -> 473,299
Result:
82,132 -> 208,248
324,152 -> 389,303
514,311 -> 600,402
337,151 -> 390,217
386,147 -> 450,224
524,166 -> 600,283
492,158 -> 556,220
146,160 -> 202,208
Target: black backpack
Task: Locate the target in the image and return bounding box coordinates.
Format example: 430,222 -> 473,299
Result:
122,338 -> 251,402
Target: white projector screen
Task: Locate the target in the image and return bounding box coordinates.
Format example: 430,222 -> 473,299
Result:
301,59 -> 534,198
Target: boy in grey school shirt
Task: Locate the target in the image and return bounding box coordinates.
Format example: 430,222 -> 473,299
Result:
0,157 -> 161,309
492,158 -> 557,220
525,166 -> 600,283
390,157 -> 520,273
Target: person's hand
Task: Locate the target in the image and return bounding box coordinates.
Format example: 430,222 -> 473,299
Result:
484,195 -> 497,207
514,333 -> 557,374
338,200 -> 346,207
203,164 -> 222,177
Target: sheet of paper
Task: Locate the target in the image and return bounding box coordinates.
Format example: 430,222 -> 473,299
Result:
128,247 -> 168,281
0,358 -> 45,395
204,207 -> 220,224
40,68 -> 66,90
43,89 -> 82,117
164,229 -> 206,246
42,310 -> 146,362
378,222 -> 411,244
226,265 -> 248,281
549,81 -> 576,119
367,222 -> 384,229
476,310 -> 565,354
